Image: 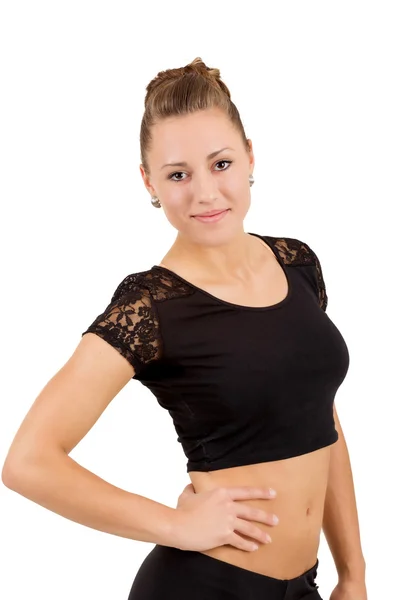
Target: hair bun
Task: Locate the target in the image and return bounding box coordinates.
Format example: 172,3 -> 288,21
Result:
144,57 -> 231,107
185,57 -> 231,99
184,57 -> 220,80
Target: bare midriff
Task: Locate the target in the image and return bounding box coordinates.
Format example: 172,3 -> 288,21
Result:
188,445 -> 332,580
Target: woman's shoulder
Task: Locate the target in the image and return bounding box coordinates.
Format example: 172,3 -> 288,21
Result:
110,266 -> 195,305
261,234 -> 323,268
260,234 -> 328,311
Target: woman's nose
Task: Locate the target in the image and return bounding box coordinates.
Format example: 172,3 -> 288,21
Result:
192,170 -> 219,202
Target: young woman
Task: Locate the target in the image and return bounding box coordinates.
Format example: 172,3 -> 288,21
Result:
2,57 -> 367,599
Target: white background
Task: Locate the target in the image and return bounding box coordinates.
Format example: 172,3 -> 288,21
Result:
1,1 -> 398,598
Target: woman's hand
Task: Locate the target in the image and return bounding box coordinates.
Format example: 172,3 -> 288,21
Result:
172,482 -> 279,552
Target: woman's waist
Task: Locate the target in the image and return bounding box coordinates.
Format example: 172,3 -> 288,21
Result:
198,527 -> 321,580
189,446 -> 331,507
188,448 -> 331,578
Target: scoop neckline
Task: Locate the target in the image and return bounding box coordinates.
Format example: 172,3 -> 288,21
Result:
151,233 -> 293,312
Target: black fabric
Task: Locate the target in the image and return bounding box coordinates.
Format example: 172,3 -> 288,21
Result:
127,545 -> 322,600
82,233 -> 350,472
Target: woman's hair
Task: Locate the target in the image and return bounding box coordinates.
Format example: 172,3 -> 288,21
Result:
140,57 -> 249,175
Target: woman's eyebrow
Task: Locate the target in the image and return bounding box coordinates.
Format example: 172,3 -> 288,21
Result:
161,147 -> 234,169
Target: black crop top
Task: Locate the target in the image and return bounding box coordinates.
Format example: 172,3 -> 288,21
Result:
81,233 -> 350,472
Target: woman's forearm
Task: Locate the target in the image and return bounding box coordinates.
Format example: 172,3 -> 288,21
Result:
323,404 -> 366,581
2,452 -> 178,547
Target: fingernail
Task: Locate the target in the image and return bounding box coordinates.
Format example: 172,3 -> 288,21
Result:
269,488 -> 277,497
251,544 -> 259,551
272,514 -> 279,525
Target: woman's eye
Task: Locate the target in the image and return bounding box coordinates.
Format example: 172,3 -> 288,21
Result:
215,160 -> 232,171
168,172 -> 187,181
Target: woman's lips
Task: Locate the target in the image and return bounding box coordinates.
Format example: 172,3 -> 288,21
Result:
193,209 -> 230,223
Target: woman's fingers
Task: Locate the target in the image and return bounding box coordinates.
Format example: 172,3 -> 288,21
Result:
235,504 -> 279,527
233,517 -> 272,545
226,487 -> 277,501
228,531 -> 263,552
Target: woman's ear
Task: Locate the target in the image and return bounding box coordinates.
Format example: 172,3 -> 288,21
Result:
247,139 -> 255,171
139,164 -> 156,196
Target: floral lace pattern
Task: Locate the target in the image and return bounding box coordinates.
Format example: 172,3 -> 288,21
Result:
81,284 -> 161,374
272,236 -> 328,311
81,271 -> 195,375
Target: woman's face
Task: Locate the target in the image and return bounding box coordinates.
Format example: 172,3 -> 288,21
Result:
140,107 -> 255,246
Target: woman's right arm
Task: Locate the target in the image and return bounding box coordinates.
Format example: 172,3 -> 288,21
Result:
1,332 -> 178,547
2,327 -> 278,553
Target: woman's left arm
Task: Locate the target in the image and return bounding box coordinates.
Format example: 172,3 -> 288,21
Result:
323,403 -> 367,585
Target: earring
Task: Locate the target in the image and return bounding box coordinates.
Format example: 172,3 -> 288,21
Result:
151,195 -> 162,208
249,174 -> 254,187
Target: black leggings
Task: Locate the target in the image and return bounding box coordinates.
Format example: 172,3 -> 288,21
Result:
127,545 -> 322,599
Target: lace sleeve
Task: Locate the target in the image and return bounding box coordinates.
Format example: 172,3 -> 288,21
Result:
81,284 -> 161,377
302,242 -> 328,312
272,236 -> 328,312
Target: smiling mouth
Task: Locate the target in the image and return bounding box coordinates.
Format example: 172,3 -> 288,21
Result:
193,209 -> 229,217
192,209 -> 230,222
